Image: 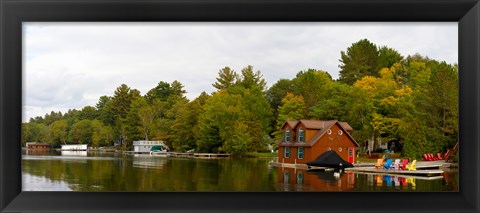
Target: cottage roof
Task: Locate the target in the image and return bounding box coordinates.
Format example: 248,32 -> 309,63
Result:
294,119 -> 352,131
281,120 -> 299,129
298,119 -> 329,129
281,119 -> 353,131
339,122 -> 353,131
306,121 -> 359,147
278,119 -> 359,147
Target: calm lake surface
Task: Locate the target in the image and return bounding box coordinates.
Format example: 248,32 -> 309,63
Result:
22,151 -> 458,192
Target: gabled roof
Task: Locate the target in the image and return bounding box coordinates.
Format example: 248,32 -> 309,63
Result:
281,120 -> 299,129
283,119 -> 353,131
278,119 -> 358,147
339,122 -> 353,131
306,121 -> 359,147
298,119 -> 329,130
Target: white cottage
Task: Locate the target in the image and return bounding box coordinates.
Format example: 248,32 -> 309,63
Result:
133,140 -> 167,153
60,144 -> 88,151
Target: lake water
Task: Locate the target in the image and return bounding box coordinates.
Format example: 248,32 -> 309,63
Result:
22,151 -> 458,192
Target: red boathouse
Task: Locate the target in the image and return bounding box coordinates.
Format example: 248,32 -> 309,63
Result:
277,119 -> 359,164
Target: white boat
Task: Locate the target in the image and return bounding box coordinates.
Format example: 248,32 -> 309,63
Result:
149,145 -> 168,157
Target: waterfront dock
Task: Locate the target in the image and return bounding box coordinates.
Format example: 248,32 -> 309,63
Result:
352,161 -> 448,169
193,153 -> 230,158
270,160 -> 454,177
348,171 -> 445,180
124,151 -> 230,159
167,152 -> 193,157
270,161 -> 309,169
167,152 -> 231,158
343,160 -> 450,177
344,167 -> 444,177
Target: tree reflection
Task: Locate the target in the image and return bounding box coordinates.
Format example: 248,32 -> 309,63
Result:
22,154 -> 457,192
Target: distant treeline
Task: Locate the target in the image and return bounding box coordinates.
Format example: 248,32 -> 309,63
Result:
22,39 -> 458,159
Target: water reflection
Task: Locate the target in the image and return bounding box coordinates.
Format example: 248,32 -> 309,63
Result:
22,154 -> 277,191
24,149 -> 53,156
372,174 -> 416,189
22,153 -> 458,192
23,173 -> 72,191
278,167 -> 355,191
61,151 -> 87,156
276,167 -> 457,192
132,155 -> 168,169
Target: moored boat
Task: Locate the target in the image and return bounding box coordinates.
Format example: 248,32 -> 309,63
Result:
149,145 -> 168,156
306,150 -> 354,169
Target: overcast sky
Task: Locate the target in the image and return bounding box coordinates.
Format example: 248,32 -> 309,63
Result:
23,22 -> 458,122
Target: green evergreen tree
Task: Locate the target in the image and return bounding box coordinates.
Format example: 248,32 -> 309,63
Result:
377,46 -> 403,71
212,67 -> 238,90
236,65 -> 266,91
338,39 -> 380,85
145,81 -> 172,102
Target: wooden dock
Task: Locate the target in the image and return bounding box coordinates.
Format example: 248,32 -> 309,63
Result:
269,162 -> 309,169
166,152 -> 194,158
193,153 -> 230,158
271,160 -> 451,177
415,164 -> 445,170
345,167 -> 444,177
150,152 -> 231,159
345,171 -> 444,180
124,151 -> 150,155
352,163 -> 445,169
123,151 -> 230,158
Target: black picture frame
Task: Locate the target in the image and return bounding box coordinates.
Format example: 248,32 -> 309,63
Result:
1,0 -> 479,212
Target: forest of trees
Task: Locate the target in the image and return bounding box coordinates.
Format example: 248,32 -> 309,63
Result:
22,39 -> 458,159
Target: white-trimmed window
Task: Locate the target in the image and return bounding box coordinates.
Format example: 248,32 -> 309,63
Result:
327,129 -> 332,135
284,147 -> 291,158
284,128 -> 292,142
298,128 -> 305,142
338,130 -> 343,135
297,147 -> 304,159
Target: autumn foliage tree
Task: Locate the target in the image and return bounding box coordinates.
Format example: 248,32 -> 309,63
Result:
273,93 -> 306,141
21,39 -> 457,160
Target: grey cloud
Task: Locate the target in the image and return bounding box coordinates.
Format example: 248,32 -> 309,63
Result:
23,22 -> 457,121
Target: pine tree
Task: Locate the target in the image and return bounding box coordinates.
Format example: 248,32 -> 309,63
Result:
339,39 -> 380,85
212,67 -> 238,90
